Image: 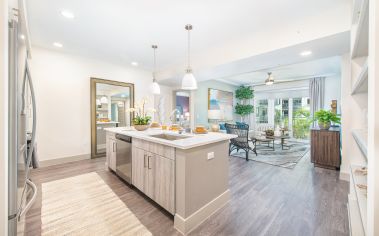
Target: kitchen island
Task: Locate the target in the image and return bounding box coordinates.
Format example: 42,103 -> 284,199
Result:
105,127 -> 237,235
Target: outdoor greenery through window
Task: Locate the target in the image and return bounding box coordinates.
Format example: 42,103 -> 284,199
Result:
256,99 -> 268,123
292,97 -> 311,139
274,98 -> 289,128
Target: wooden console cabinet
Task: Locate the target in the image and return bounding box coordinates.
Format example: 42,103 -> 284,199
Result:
310,127 -> 341,169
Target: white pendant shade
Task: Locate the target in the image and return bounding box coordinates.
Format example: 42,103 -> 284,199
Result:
151,80 -> 161,94
182,72 -> 197,90
100,96 -> 108,103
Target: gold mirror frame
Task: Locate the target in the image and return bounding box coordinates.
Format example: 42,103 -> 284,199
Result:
90,78 -> 135,158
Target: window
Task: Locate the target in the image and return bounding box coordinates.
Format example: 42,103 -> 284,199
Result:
292,97 -> 311,139
256,99 -> 268,123
274,98 -> 289,128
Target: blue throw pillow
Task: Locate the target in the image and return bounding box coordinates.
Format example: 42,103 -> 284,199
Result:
219,123 -> 226,130
236,121 -> 246,128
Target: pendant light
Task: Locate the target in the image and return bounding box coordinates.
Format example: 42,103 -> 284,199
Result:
181,24 -> 198,90
265,72 -> 274,85
150,45 -> 161,95
100,96 -> 108,103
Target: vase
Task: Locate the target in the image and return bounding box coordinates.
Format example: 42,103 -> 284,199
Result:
318,121 -> 331,130
133,124 -> 150,131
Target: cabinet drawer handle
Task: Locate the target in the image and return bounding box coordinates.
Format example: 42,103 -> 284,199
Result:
113,143 -> 115,152
144,154 -> 147,168
148,156 -> 152,169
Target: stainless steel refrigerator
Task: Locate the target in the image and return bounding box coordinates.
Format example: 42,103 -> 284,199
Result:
8,4 -> 38,235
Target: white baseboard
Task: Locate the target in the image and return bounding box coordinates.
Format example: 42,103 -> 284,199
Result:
174,190 -> 230,235
38,154 -> 91,167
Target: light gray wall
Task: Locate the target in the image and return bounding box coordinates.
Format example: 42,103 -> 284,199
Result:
193,80 -> 238,127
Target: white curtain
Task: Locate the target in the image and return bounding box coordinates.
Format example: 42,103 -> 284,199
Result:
309,77 -> 325,127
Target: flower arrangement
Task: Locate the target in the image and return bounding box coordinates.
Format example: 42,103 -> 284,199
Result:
126,97 -> 156,130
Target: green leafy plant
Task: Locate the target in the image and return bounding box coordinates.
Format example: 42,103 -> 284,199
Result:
314,109 -> 341,124
293,108 -> 312,139
127,97 -> 155,125
235,86 -> 254,100
235,103 -> 254,116
234,86 -> 254,121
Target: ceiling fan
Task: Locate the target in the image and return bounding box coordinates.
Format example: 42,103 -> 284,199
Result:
265,72 -> 274,85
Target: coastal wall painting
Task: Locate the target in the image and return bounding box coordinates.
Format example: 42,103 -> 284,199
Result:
208,88 -> 233,121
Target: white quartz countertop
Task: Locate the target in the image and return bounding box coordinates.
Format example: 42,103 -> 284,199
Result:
104,127 -> 237,150
97,121 -> 120,125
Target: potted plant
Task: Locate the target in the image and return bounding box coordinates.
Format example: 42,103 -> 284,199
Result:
127,97 -> 156,131
314,109 -> 341,130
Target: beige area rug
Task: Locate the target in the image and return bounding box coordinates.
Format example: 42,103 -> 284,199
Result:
41,172 -> 152,236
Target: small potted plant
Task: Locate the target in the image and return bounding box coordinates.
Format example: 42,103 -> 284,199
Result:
127,97 -> 156,131
314,109 -> 341,130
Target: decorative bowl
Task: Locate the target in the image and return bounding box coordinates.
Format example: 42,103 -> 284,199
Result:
133,124 -> 150,131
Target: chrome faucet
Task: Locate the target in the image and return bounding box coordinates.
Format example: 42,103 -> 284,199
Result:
169,109 -> 181,124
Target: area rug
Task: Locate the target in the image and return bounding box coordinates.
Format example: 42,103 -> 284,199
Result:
231,140 -> 310,169
40,172 -> 152,236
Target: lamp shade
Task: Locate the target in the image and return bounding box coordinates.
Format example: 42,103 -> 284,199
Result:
181,72 -> 197,90
151,80 -> 161,95
208,109 -> 222,120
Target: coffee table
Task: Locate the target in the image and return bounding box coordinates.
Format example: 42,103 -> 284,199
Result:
254,136 -> 275,150
253,135 -> 291,150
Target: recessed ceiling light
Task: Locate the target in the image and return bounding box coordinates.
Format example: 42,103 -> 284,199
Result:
53,42 -> 63,48
61,10 -> 75,19
20,34 -> 25,40
300,50 -> 312,56
131,62 -> 139,66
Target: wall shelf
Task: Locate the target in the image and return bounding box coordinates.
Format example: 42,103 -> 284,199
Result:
351,0 -> 369,58
351,59 -> 368,95
352,129 -> 368,160
350,164 -> 367,235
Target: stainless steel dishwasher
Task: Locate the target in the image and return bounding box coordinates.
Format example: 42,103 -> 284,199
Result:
115,134 -> 132,184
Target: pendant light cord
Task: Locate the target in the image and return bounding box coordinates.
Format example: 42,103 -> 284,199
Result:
152,45 -> 157,81
187,28 -> 191,69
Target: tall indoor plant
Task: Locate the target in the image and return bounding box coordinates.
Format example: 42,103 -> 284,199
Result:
314,109 -> 341,130
235,86 -> 254,122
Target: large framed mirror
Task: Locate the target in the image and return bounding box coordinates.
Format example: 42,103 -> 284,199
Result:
91,78 -> 134,158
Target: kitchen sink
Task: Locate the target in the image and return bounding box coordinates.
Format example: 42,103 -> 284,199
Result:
150,133 -> 191,141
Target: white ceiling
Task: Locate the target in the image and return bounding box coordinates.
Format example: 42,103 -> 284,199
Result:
225,56 -> 341,86
26,0 -> 350,73
159,31 -> 349,86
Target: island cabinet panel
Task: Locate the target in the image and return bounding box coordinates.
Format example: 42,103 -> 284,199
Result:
145,152 -> 156,199
154,154 -> 175,214
132,147 -> 146,192
132,144 -> 175,214
133,138 -> 175,160
106,133 -> 117,171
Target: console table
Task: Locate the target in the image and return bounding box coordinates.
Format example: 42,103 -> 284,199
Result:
310,127 -> 341,169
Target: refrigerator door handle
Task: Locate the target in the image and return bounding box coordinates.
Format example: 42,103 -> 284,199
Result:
23,58 -> 37,176
19,179 -> 37,218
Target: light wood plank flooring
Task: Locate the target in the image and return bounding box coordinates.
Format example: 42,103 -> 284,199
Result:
25,153 -> 349,236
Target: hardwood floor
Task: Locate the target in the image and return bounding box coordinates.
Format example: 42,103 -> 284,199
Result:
25,153 -> 349,236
